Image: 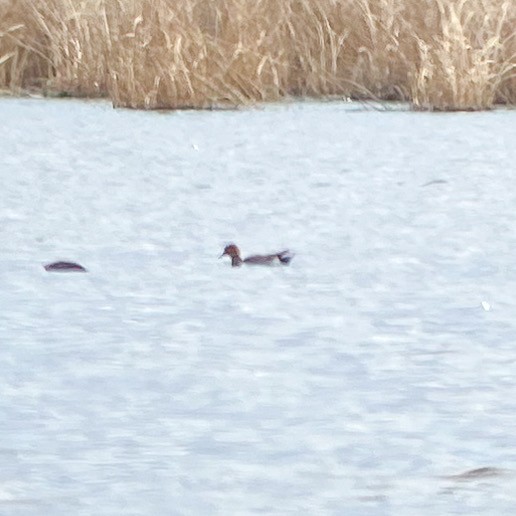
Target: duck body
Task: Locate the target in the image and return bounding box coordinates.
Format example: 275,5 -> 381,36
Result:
44,261 -> 87,272
220,244 -> 293,267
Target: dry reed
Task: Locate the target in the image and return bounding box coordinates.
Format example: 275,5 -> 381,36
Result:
0,0 -> 514,110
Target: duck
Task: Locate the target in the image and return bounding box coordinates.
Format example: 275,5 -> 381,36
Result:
219,244 -> 294,267
44,261 -> 87,272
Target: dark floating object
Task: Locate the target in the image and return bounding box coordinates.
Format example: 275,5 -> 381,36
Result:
219,244 -> 294,267
44,261 -> 88,272
422,179 -> 448,187
446,467 -> 507,481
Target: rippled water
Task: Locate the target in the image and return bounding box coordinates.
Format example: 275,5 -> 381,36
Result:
1,98 -> 516,515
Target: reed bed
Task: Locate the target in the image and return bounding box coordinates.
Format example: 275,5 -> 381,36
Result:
0,0 -> 514,110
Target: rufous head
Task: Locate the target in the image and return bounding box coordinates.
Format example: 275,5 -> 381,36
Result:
219,244 -> 241,259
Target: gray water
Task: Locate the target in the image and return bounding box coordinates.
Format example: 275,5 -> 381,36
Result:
1,98 -> 516,515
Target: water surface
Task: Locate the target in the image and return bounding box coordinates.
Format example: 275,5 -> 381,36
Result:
1,99 -> 516,515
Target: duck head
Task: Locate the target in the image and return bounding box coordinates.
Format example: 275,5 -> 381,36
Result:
219,244 -> 240,259
219,244 -> 243,266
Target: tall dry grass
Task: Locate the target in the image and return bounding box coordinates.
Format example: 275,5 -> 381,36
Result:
0,0 -> 514,110
409,0 -> 516,110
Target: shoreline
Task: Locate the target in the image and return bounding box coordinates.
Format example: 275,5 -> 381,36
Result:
1,0 -> 514,112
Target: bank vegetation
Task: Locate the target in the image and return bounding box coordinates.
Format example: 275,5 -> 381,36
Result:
0,0 -> 515,110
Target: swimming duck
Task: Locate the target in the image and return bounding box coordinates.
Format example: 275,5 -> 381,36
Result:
44,261 -> 87,272
219,244 -> 293,267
